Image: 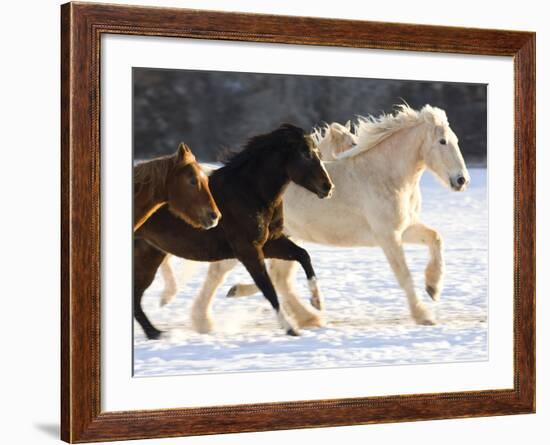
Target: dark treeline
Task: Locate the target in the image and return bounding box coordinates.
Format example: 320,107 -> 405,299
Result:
133,68 -> 487,165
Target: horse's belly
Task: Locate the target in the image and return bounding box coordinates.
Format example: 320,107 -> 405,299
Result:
284,217 -> 377,247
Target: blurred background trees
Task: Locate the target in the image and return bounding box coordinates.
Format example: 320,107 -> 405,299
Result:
133,68 -> 486,165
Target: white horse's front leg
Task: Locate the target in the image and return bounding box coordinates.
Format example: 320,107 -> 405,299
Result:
191,259 -> 239,333
378,234 -> 436,325
402,223 -> 445,301
268,259 -> 325,328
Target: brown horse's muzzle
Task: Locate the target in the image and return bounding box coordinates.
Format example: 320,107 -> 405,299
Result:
201,209 -> 221,230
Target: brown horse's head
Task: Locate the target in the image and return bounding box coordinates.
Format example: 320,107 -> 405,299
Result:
166,143 -> 221,229
283,125 -> 334,199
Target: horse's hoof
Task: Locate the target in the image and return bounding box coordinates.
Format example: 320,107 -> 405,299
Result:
426,285 -> 440,301
147,330 -> 163,340
226,285 -> 237,298
412,304 -> 437,326
309,297 -> 324,311
286,328 -> 299,336
298,313 -> 326,328
159,294 -> 174,307
192,316 -> 215,334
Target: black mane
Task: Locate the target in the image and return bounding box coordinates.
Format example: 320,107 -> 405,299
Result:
219,124 -> 306,173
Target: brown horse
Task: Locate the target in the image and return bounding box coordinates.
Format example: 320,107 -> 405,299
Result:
133,143 -> 221,231
134,124 -> 334,339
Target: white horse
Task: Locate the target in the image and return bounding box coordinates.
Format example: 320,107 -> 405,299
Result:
162,105 -> 470,334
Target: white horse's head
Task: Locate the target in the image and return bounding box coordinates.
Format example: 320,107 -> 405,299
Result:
420,105 -> 470,191
313,122 -> 357,160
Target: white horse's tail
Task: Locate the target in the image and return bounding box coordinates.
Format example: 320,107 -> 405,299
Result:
159,256 -> 198,307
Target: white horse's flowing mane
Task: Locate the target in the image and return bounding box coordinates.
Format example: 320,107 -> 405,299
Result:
336,104 -> 449,160
309,123 -> 331,146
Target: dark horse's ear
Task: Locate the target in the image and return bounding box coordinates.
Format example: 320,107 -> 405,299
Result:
177,143 -> 195,164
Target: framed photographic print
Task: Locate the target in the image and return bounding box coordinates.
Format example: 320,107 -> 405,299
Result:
61,2 -> 535,442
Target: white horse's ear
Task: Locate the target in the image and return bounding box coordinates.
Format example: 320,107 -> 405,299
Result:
331,122 -> 348,138
421,106 -> 434,125
345,120 -> 351,130
421,104 -> 447,128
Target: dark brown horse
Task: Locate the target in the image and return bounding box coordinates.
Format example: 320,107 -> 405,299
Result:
133,143 -> 221,231
134,124 -> 334,339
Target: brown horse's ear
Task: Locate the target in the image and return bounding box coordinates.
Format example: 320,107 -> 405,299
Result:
177,143 -> 196,164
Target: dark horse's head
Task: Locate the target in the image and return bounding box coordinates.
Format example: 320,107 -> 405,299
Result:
276,124 -> 334,199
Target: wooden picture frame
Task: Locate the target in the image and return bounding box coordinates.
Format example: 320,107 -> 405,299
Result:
61,1 -> 535,442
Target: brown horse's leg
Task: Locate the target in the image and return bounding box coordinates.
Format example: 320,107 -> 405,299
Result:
263,237 -> 324,310
236,246 -> 298,336
134,238 -> 167,339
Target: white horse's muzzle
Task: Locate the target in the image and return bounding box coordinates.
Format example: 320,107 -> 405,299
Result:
450,173 -> 470,191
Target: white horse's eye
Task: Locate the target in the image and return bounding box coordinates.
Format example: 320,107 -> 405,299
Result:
439,139 -> 447,145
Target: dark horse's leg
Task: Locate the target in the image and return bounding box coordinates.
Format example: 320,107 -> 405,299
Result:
134,238 -> 167,339
263,236 -> 324,310
236,245 -> 298,336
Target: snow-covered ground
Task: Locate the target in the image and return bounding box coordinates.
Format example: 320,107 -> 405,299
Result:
134,168 -> 488,377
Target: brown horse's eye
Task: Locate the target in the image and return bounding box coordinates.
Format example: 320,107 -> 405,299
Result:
189,177 -> 198,186
439,139 -> 447,145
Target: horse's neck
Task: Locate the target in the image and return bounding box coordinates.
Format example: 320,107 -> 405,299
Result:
135,157 -> 173,214
318,137 -> 335,160
258,170 -> 289,206
353,123 -> 427,190
135,184 -> 166,215
238,151 -> 290,205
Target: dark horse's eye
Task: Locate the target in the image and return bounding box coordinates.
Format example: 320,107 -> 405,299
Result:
439,139 -> 447,145
189,177 -> 198,186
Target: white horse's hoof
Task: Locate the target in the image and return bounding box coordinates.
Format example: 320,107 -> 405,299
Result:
417,317 -> 437,326
191,315 -> 215,334
159,292 -> 176,307
308,277 -> 325,311
300,313 -> 326,328
309,296 -> 325,311
226,285 -> 237,298
426,285 -> 441,302
411,304 -> 437,326
280,299 -> 325,329
294,308 -> 326,328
